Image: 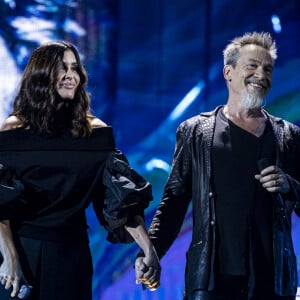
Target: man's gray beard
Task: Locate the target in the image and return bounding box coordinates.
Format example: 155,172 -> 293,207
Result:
240,89 -> 264,109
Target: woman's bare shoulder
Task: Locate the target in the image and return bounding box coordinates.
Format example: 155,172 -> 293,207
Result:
89,116 -> 107,128
0,116 -> 23,131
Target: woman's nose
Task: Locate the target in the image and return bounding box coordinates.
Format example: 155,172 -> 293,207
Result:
64,68 -> 73,79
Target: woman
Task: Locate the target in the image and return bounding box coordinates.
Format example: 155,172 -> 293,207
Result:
0,41 -> 160,299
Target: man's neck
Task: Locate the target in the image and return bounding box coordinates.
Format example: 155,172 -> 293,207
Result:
223,104 -> 267,137
223,103 -> 265,121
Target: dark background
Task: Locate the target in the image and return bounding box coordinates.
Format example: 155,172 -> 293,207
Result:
0,0 -> 299,299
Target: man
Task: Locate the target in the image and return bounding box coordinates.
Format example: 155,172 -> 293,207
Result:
136,32 -> 300,299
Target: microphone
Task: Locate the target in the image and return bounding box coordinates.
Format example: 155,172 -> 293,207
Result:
257,157 -> 271,173
17,284 -> 32,299
257,158 -> 287,223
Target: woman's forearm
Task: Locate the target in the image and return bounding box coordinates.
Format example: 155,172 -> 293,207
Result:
0,220 -> 19,259
0,220 -> 25,297
125,215 -> 161,291
124,215 -> 154,256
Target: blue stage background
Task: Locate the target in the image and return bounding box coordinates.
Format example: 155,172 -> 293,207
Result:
0,1 -> 299,299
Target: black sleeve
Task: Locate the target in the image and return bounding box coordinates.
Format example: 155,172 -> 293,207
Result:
148,123 -> 192,259
100,150 -> 153,243
285,123 -> 300,217
0,164 -> 27,220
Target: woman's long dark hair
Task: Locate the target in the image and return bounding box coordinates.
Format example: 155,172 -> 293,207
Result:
12,41 -> 93,137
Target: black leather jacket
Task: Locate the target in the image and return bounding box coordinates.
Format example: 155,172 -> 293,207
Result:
149,106 -> 300,296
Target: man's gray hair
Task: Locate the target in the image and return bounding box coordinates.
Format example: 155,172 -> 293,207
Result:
223,32 -> 277,67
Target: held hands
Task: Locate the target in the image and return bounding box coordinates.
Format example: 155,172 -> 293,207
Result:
255,165 -> 290,194
135,249 -> 161,291
124,215 -> 161,291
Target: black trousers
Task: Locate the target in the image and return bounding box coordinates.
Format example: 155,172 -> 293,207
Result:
183,274 -> 296,300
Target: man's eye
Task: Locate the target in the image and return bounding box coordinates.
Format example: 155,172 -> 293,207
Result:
265,68 -> 273,75
247,64 -> 257,69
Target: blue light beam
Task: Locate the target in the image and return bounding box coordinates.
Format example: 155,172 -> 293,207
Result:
169,80 -> 204,121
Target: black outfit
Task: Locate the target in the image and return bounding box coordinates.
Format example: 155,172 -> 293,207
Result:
148,106 -> 300,300
0,127 -> 152,300
213,108 -> 275,277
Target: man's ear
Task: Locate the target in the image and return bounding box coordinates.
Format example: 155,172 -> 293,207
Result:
223,65 -> 232,82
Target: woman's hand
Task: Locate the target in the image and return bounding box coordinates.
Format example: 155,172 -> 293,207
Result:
124,215 -> 161,291
0,220 -> 28,298
0,251 -> 24,297
135,249 -> 161,291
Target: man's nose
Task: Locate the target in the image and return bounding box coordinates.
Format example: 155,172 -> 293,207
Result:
254,71 -> 263,79
254,67 -> 267,79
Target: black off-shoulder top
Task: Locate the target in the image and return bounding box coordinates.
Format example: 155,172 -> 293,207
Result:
0,127 -> 152,243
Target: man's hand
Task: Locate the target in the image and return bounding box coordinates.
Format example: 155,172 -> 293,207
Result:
135,252 -> 161,291
124,215 -> 161,291
255,165 -> 290,194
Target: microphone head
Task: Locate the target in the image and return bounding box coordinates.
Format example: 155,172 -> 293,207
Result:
17,285 -> 31,299
257,158 -> 272,172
